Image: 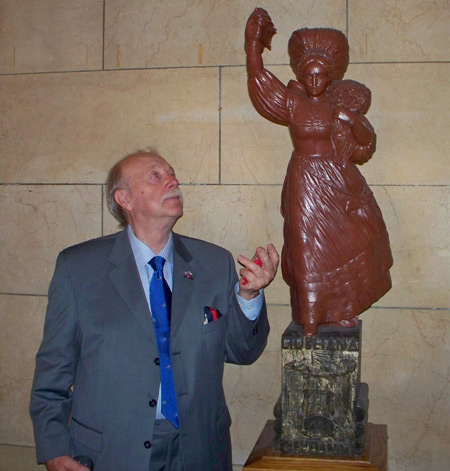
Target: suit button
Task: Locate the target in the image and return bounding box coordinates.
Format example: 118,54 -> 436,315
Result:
149,399 -> 157,407
154,357 -> 160,366
144,441 -> 152,449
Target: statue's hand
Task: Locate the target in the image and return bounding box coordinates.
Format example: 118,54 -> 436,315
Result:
245,8 -> 277,52
333,107 -> 356,127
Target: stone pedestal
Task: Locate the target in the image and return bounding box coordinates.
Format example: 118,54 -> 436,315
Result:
274,321 -> 368,456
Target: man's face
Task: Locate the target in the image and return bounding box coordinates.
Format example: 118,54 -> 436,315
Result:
118,153 -> 183,225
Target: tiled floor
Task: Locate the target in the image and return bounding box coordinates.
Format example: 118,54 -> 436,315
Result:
0,445 -> 244,470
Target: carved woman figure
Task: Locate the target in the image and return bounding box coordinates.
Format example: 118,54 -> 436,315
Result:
245,8 -> 393,336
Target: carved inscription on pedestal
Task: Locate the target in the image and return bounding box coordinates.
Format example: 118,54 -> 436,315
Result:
280,321 -> 368,456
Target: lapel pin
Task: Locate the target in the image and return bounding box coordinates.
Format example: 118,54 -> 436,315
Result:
183,271 -> 194,280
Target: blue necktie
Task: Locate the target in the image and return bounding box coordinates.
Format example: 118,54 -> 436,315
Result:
149,256 -> 179,428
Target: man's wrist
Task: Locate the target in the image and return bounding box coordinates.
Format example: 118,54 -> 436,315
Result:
235,283 -> 264,321
238,287 -> 260,301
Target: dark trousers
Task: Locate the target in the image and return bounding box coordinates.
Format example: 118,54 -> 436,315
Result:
150,419 -> 184,471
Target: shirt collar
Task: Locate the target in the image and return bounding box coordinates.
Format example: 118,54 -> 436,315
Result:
127,225 -> 174,269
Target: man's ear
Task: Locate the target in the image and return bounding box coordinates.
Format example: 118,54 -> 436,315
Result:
114,188 -> 133,212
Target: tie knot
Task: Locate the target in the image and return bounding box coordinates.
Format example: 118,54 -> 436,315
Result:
149,256 -> 166,272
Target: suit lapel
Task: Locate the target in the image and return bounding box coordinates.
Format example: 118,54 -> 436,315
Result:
108,229 -> 156,344
171,233 -> 195,340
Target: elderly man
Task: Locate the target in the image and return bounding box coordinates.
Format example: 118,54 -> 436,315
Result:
30,150 -> 279,471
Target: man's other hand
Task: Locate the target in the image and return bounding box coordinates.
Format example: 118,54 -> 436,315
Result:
238,243 -> 279,300
45,455 -> 90,471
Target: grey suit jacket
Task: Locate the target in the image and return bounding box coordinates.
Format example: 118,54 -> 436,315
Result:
30,229 -> 269,471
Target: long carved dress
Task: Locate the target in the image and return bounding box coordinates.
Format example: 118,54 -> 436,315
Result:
248,70 -> 393,332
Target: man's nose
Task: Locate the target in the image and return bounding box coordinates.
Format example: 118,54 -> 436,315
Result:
167,175 -> 179,189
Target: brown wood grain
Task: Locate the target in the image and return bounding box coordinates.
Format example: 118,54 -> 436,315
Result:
243,421 -> 387,471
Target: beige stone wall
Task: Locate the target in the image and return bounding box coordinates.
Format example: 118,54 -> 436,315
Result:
0,1 -> 449,470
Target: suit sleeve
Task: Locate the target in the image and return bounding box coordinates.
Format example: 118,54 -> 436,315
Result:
224,252 -> 270,365
30,251 -> 80,463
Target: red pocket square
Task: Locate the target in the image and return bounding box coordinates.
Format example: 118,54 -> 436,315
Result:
203,306 -> 222,324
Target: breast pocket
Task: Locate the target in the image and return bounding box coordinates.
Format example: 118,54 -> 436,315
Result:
201,312 -> 228,335
198,313 -> 228,376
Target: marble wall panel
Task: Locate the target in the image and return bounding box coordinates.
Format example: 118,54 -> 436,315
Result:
0,68 -> 219,184
362,308 -> 450,471
104,0 -> 346,69
221,63 -> 450,186
375,185 -> 450,309
0,445 -> 42,471
221,65 -> 294,185
349,0 -> 450,62
0,294 -> 47,446
0,0 -> 103,74
348,63 -> 450,186
162,184 -> 288,304
0,185 -> 102,295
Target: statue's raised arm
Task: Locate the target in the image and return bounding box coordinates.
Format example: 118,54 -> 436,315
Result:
244,8 -> 290,126
245,8 -> 277,77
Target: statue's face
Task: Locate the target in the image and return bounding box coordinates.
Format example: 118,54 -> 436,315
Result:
301,61 -> 330,97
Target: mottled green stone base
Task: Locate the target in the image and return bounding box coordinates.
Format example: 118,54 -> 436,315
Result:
278,321 -> 368,456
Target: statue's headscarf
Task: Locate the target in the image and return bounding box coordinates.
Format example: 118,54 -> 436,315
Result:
288,28 -> 349,82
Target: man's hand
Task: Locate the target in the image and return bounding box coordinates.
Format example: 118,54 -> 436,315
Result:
238,243 -> 279,300
45,456 -> 90,471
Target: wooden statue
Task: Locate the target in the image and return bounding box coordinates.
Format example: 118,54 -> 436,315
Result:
245,8 -> 393,336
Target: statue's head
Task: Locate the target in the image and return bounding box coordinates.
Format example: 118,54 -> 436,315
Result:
288,28 -> 349,85
300,60 -> 331,97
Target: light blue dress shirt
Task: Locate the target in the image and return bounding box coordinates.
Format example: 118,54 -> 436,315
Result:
127,226 -> 264,419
